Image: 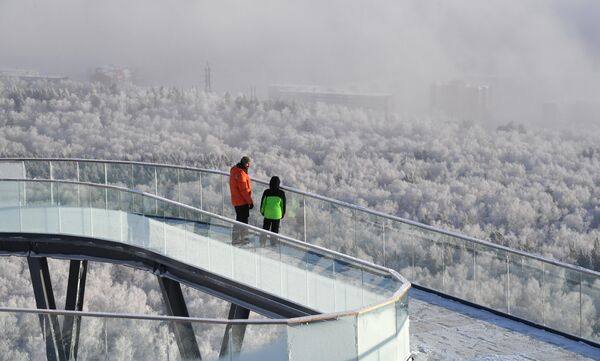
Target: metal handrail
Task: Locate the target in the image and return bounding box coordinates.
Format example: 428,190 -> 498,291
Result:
0,177 -> 410,323
0,307 -> 288,325
2,157 -> 598,277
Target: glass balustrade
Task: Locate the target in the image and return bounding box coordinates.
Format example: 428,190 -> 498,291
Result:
0,179 -> 404,315
0,175 -> 410,360
4,158 -> 599,344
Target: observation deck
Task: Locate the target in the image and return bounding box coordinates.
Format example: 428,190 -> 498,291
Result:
1,158 -> 600,360
0,160 -> 410,360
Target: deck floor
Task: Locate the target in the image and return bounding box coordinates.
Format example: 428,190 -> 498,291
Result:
409,289 -> 600,361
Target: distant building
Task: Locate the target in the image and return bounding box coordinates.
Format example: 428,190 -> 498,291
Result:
268,84 -> 392,114
91,65 -> 134,86
430,80 -> 490,121
0,69 -> 67,82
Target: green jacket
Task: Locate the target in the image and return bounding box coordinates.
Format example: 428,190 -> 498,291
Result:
260,188 -> 286,220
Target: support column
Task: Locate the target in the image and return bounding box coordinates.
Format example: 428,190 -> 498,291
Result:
219,303 -> 250,358
157,276 -> 202,360
63,260 -> 88,361
27,257 -> 67,361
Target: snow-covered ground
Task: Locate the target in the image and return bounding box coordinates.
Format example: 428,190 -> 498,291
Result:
409,289 -> 600,361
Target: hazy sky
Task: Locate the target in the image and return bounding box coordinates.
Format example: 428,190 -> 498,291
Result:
1,0 -> 599,111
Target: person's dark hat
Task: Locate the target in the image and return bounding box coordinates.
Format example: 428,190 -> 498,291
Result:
240,156 -> 251,165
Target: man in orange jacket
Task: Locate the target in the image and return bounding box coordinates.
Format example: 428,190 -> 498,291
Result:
230,156 -> 254,243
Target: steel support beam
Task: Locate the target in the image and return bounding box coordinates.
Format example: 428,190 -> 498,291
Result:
62,260 -> 88,361
219,303 -> 251,358
157,276 -> 202,360
27,257 -> 67,361
2,233 -> 319,318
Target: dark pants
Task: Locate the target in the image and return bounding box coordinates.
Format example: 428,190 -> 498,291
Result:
262,219 -> 280,233
260,218 -> 280,246
233,205 -> 250,244
234,205 -> 250,224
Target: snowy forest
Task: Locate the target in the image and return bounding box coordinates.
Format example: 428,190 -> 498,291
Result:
0,78 -> 600,357
1,78 -> 599,268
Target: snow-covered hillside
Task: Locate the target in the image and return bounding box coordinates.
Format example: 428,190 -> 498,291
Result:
1,79 -> 598,269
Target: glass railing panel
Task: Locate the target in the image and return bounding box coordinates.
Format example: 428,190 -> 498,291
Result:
159,196 -> 180,220
202,173 -> 224,216
443,235 -> 475,300
232,230 -> 260,288
24,160 -> 50,179
56,182 -> 80,207
0,160 -> 24,178
334,258 -> 364,311
91,207 -> 123,242
240,323 -> 288,360
362,267 -> 398,303
542,262 -> 581,337
354,212 -> 384,265
508,253 -> 544,324
395,293 -> 411,360
396,293 -> 409,330
0,311 -> 53,359
156,166 -> 179,202
78,161 -> 105,184
54,183 -> 91,236
89,185 -> 107,209
383,221 -> 414,280
581,273 -> 600,343
281,192 -> 304,242
287,315 -> 358,361
0,310 -> 296,361
191,322 -> 230,360
106,163 -> 133,188
50,160 -> 78,181
412,225 -> 443,289
357,300 -> 399,360
21,182 -> 58,234
103,317 -> 174,361
304,249 -> 335,312
0,180 -> 22,206
133,164 -> 157,214
474,245 -> 508,312
23,181 -> 52,206
330,204 -> 354,258
305,197 -> 332,249
178,169 -> 202,210
278,240 -> 308,305
0,181 -> 22,231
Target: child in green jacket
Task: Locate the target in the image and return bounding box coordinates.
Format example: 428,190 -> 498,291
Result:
260,176 -> 286,245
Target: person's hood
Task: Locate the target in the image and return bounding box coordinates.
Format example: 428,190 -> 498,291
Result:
269,176 -> 280,190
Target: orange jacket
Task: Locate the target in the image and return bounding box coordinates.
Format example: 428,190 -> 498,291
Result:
229,165 -> 253,206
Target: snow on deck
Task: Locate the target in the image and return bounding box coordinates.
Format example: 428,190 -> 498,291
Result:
409,289 -> 600,361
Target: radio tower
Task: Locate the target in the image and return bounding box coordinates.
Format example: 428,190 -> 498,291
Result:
204,62 -> 212,93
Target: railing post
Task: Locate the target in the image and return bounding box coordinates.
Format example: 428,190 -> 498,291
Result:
302,196 -> 307,243
473,244 -> 477,303
104,163 -> 108,207
542,261 -> 545,326
329,202 -> 333,249
382,220 -> 386,267
49,161 -> 54,204
76,162 -> 80,206
353,209 -> 357,254
441,235 -> 445,292
579,271 -> 583,337
154,167 -> 159,214
199,171 -> 203,211
221,175 -> 225,216
506,253 -> 510,314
